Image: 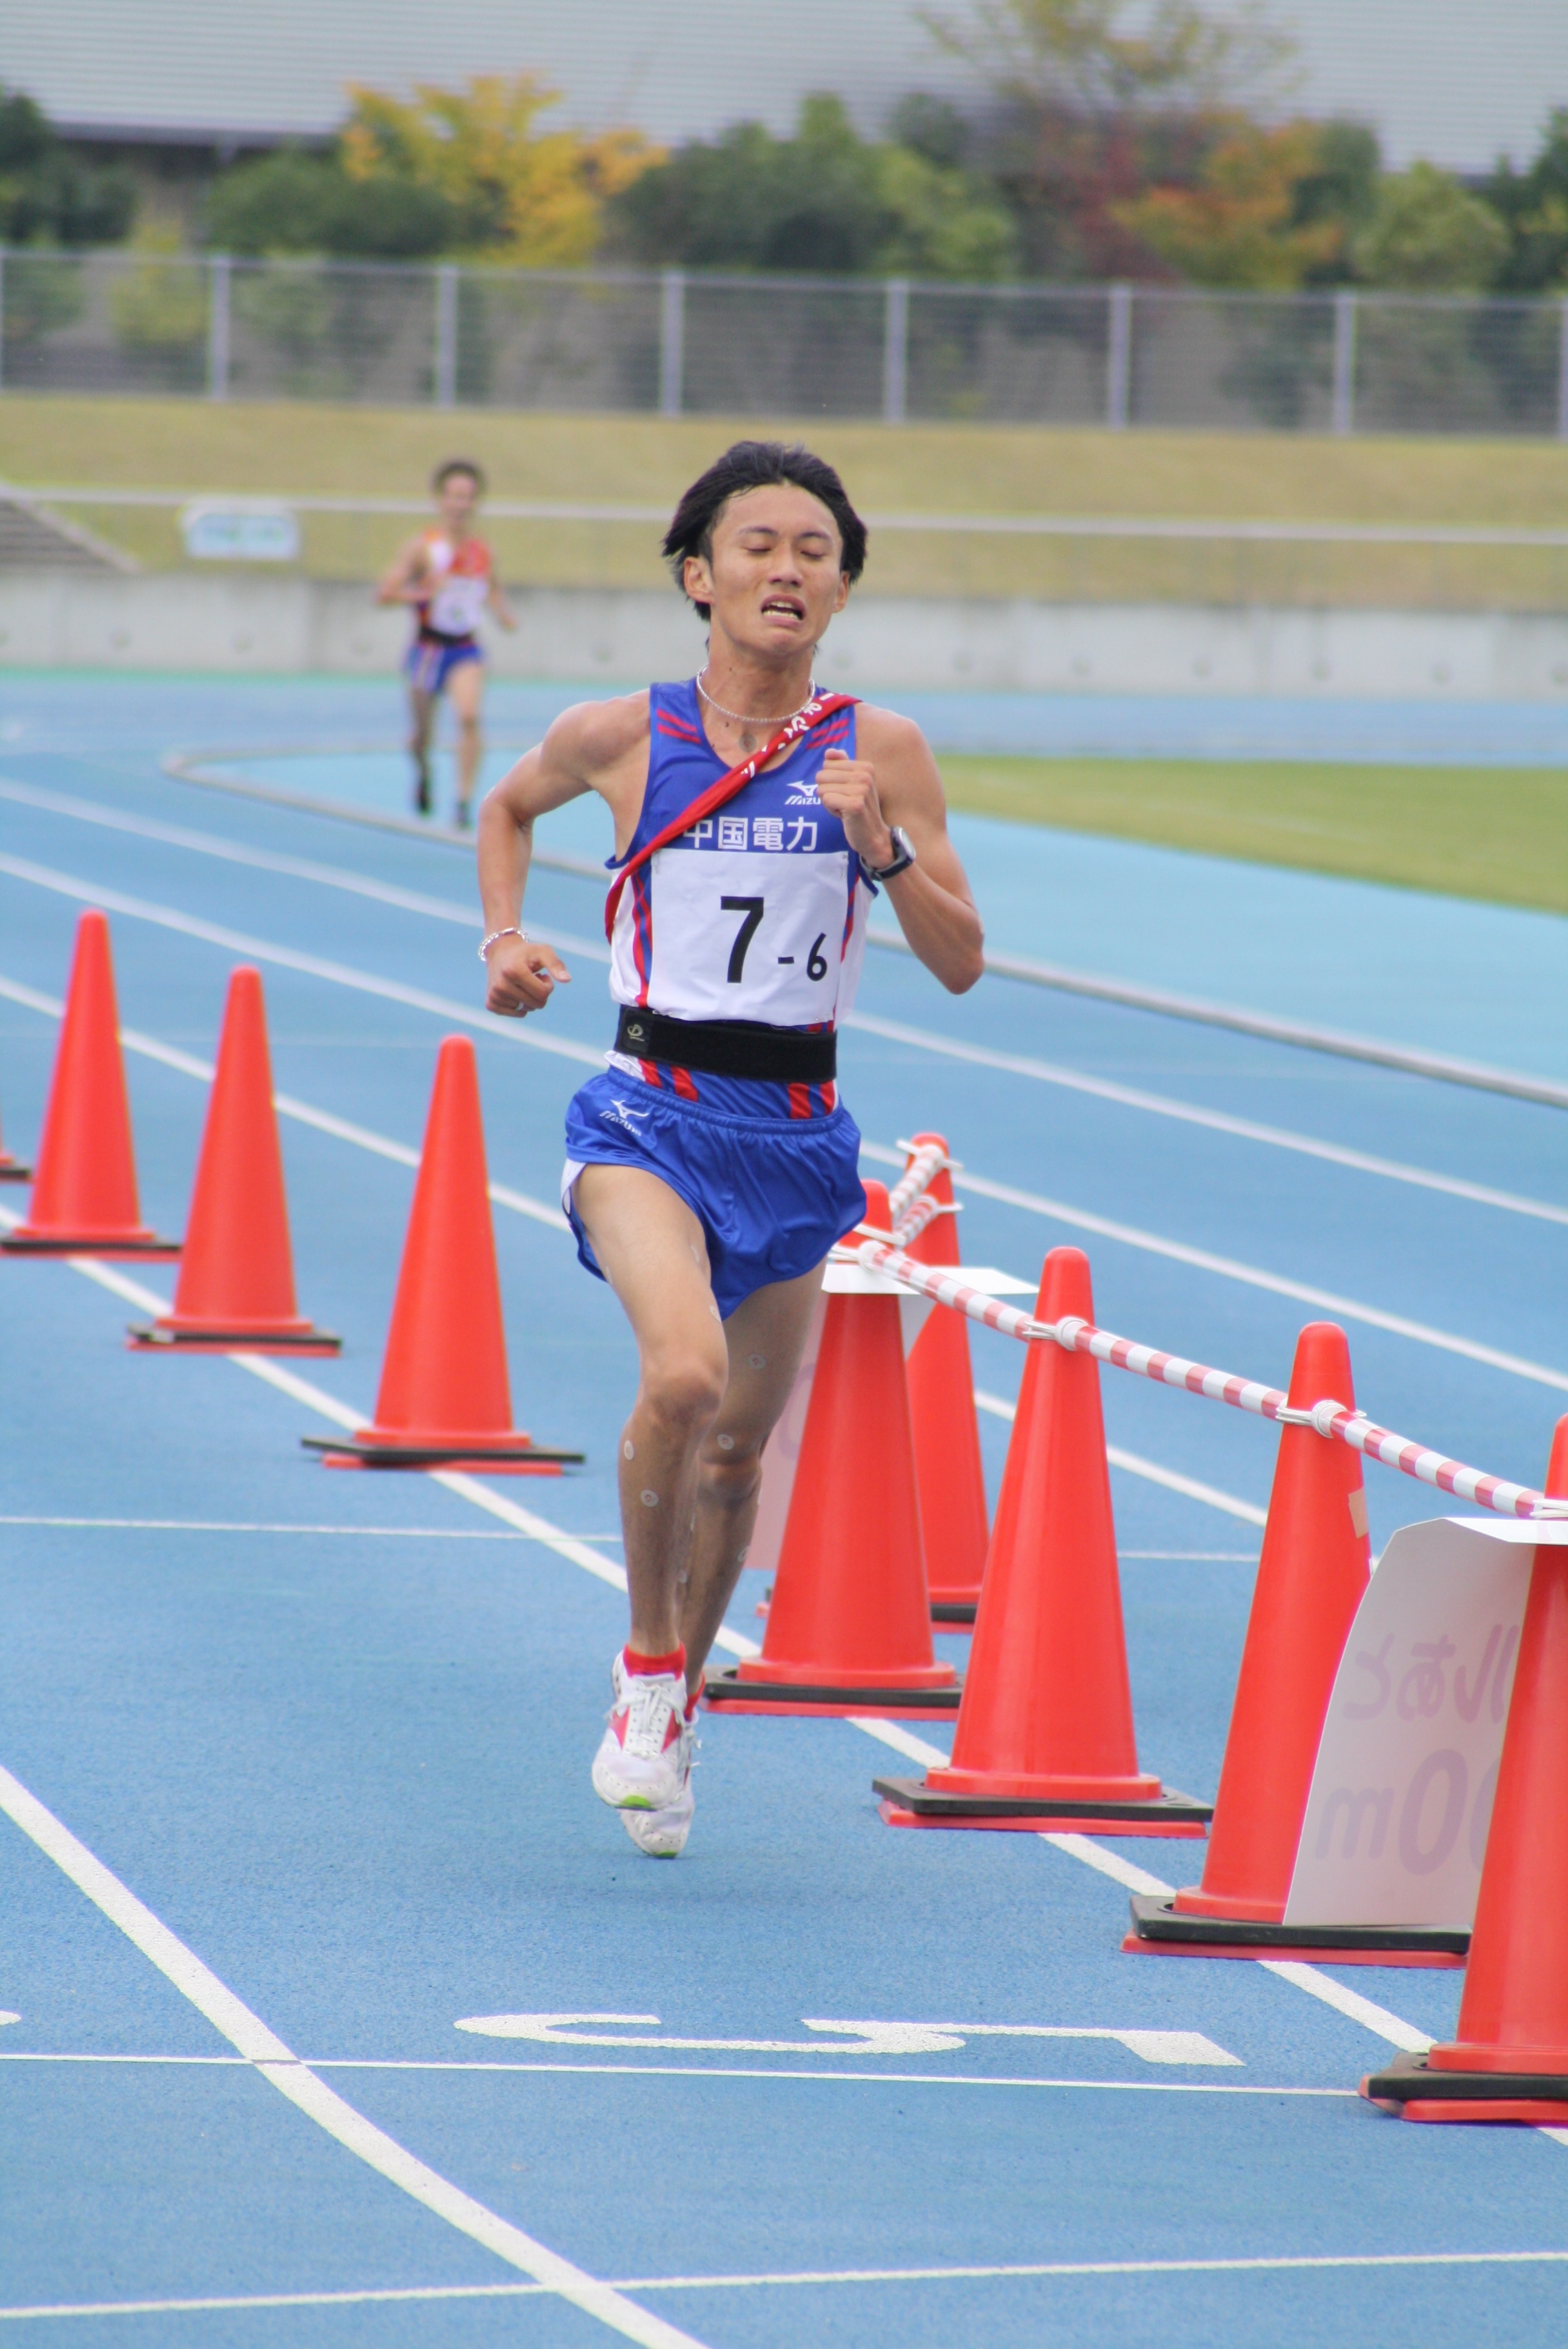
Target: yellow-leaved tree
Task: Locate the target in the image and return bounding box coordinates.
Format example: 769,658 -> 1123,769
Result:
341,74 -> 658,265
1112,120 -> 1343,288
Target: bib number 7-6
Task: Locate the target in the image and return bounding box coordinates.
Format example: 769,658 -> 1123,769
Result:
721,894 -> 827,985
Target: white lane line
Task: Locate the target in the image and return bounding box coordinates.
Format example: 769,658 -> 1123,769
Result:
846,1010 -> 1568,1230
0,778 -> 611,964
8,2245 -> 1568,2321
0,2052 -> 1339,2096
858,1144 -> 1568,1397
9,787 -> 1566,1230
0,975 -> 571,1234
0,853 -> 604,1074
0,1517 -> 621,1541
1038,1838 -> 1434,2054
7,857 -> 1566,1391
976,1387 -> 1269,1527
6,1222 -> 1445,2102
0,1763 -> 708,2349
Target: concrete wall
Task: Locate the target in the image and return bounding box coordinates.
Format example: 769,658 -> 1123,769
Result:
4,573 -> 1568,701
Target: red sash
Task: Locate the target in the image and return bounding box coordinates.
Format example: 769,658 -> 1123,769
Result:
603,691 -> 859,943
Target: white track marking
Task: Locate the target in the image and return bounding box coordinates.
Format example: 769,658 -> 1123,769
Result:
848,1719 -> 950,1769
847,1013 -> 1568,1227
8,795 -> 1566,1227
1043,1834 -> 1178,1900
0,974 -> 571,1234
975,1387 -> 1269,1525
0,2053 -> 1345,2095
0,778 -> 611,964
0,853 -> 604,1074
9,2245 -> 1568,2321
0,1517 -> 621,1540
857,1144 -> 1568,1396
0,1765 -> 709,2349
1039,1839 -> 1438,2060
1258,1963 -> 1433,2054
8,886 -> 1567,1390
0,1216 -> 1464,2107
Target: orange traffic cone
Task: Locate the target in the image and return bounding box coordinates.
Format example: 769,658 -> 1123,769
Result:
0,1091 -> 29,1182
1364,1417 -> 1568,2118
2,911 -> 178,1259
875,1245 -> 1208,1833
706,1181 -> 960,1719
128,968 -> 339,1355
302,1035 -> 580,1473
900,1132 -> 992,1625
1126,1321 -> 1460,1960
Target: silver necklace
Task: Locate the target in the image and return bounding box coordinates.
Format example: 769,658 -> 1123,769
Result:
696,671 -> 817,731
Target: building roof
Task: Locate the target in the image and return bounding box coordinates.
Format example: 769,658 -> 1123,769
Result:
7,0 -> 1565,174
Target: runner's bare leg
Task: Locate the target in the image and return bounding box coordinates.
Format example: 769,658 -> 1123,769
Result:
572,1164 -> 821,1689
449,657 -> 485,822
408,683 -> 435,812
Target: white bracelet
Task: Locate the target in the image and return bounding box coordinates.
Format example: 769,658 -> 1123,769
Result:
479,925 -> 526,961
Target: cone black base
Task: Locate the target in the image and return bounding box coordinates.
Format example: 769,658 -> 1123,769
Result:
130,1322 -> 341,1355
705,1667 -> 961,1718
1127,1892 -> 1470,1961
301,1434 -> 584,1469
1362,2052 -> 1568,2120
876,1775 -> 1210,1828
0,1161 -> 31,1182
930,1600 -> 978,1625
3,1232 -> 180,1258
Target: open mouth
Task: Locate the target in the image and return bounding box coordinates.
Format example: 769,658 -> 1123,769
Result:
760,596 -> 805,621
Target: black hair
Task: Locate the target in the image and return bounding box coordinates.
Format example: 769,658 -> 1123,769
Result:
661,440 -> 867,620
433,457 -> 486,494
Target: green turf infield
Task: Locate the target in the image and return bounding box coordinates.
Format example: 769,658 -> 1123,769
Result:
8,395 -> 1568,608
937,755 -> 1568,917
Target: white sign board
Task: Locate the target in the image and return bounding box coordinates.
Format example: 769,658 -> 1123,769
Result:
1284,1517 -> 1564,1930
179,500 -> 300,562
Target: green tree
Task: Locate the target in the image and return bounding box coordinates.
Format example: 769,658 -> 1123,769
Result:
1484,110 -> 1568,294
0,85 -> 134,244
1352,160 -> 1509,291
917,0 -> 1295,278
608,95 -> 1016,277
108,224 -> 207,387
203,147 -> 454,259
1113,119 -> 1344,288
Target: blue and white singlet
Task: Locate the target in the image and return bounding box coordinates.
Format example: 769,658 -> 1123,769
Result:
560,680 -> 872,1315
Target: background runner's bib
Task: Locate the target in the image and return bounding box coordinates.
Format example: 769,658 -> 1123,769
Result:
420,531 -> 492,637
609,682 -> 871,1026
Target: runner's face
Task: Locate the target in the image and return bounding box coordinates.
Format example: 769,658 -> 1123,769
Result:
690,486 -> 849,659
438,473 -> 480,533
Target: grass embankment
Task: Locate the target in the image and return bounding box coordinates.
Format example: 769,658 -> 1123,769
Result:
939,756 -> 1568,916
8,396 -> 1568,608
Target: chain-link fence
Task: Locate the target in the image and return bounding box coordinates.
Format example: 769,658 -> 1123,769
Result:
3,249 -> 1566,438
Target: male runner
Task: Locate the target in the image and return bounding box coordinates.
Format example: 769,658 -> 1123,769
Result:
476,440 -> 983,1858
378,459 -> 516,826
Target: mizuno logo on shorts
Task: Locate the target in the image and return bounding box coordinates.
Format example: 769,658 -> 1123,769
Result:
602,1098 -> 650,1134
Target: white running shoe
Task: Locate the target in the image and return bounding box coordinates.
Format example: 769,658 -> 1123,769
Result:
621,1719 -> 698,1859
591,1651 -> 687,1813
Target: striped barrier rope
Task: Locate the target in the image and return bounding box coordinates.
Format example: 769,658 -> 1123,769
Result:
836,1230 -> 1568,1523
886,1137 -> 951,1230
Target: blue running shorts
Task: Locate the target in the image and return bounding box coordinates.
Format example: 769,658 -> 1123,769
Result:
404,635 -> 483,695
562,1069 -> 865,1320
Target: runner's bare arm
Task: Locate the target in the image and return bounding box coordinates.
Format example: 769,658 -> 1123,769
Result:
487,575 -> 520,631
375,534 -> 432,609
814,708 -> 984,994
476,693 -> 651,1018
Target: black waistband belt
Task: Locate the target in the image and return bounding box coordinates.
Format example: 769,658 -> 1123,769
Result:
615,1006 -> 837,1084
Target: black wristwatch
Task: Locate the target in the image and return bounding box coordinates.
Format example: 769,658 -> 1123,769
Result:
861,825 -> 917,883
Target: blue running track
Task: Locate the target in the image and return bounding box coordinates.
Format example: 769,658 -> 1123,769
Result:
3,676 -> 1568,2345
